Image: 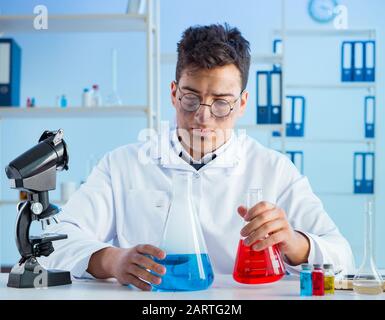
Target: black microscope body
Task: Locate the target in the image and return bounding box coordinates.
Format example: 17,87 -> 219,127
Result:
5,129 -> 72,288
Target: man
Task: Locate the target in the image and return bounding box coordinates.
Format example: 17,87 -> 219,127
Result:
40,24 -> 355,291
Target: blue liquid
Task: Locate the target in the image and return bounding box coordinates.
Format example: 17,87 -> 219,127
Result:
153,254 -> 214,292
300,271 -> 312,296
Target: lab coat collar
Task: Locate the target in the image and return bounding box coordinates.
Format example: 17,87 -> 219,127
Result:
151,126 -> 245,171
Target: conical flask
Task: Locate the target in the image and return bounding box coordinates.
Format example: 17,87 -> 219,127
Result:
233,188 -> 286,284
153,172 -> 214,291
353,199 -> 384,295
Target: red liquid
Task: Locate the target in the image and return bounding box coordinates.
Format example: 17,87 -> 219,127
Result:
312,270 -> 324,296
232,240 -> 286,284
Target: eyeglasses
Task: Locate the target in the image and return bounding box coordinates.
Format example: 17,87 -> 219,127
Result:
176,85 -> 243,118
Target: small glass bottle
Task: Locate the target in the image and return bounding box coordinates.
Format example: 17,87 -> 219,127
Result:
353,199 -> 384,295
312,264 -> 324,296
323,264 -> 335,295
300,263 -> 312,296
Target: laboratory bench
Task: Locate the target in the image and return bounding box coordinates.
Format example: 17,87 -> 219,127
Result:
0,273 -> 384,300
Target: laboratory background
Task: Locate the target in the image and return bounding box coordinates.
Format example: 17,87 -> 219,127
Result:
0,0 -> 384,273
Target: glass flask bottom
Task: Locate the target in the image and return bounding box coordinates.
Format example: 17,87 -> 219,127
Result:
353,280 -> 384,295
153,254 -> 214,292
233,240 -> 286,284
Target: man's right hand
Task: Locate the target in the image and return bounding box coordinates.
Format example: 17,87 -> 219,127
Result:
87,245 -> 167,291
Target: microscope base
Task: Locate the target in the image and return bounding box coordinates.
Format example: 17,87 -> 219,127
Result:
7,259 -> 72,288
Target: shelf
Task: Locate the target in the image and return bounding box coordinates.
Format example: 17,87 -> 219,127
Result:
274,29 -> 376,38
0,200 -> 65,206
236,124 -> 285,132
161,53 -> 283,65
0,14 -> 148,33
270,137 -> 375,145
315,192 -> 375,198
285,83 -> 376,90
0,106 -> 148,119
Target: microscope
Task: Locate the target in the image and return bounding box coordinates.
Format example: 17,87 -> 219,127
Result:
5,129 -> 72,288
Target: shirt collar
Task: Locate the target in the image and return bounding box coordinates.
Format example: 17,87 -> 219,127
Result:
170,129 -> 234,165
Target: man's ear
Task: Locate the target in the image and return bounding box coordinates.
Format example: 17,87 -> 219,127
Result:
238,91 -> 249,117
171,81 -> 178,109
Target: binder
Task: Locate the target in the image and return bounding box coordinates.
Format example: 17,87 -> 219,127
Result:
287,96 -> 305,137
364,41 -> 375,82
353,41 -> 365,81
270,70 -> 282,124
364,96 -> 375,138
287,151 -> 304,175
273,39 -> 282,71
354,152 -> 375,194
256,71 -> 269,124
0,38 -> 21,107
341,41 -> 353,82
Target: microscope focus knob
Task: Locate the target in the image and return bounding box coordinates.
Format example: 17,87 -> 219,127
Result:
31,202 -> 43,215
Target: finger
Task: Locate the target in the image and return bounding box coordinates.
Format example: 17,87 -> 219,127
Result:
128,264 -> 162,285
132,253 -> 166,275
125,273 -> 152,291
244,201 -> 275,221
240,208 -> 280,237
237,206 -> 247,218
244,219 -> 284,246
251,231 -> 286,251
136,244 -> 166,260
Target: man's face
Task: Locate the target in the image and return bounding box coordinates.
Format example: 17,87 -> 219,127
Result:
171,64 -> 249,157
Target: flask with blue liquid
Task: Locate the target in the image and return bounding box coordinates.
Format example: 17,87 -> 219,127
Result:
153,172 -> 214,291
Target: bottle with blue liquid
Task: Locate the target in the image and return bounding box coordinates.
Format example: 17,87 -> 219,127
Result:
153,172 -> 214,291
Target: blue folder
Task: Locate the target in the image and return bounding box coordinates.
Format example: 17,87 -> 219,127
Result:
269,70 -> 282,124
341,41 -> 353,82
287,151 -> 304,175
364,96 -> 375,138
353,41 -> 365,82
256,71 -> 270,124
0,38 -> 21,107
354,152 -> 375,194
273,39 -> 282,71
364,41 -> 375,82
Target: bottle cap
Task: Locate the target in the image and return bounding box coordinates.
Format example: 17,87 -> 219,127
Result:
323,264 -> 333,270
93,84 -> 99,89
301,263 -> 311,270
313,264 -> 322,269
83,88 -> 89,92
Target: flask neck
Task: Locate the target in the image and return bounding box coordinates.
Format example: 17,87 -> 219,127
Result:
363,201 -> 375,264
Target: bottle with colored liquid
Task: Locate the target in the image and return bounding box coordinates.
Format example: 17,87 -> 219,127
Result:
323,264 -> 335,295
312,264 -> 325,296
233,189 -> 286,284
153,172 -> 214,291
300,263 -> 313,296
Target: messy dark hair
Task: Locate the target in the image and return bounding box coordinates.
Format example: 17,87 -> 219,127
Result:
176,23 -> 251,91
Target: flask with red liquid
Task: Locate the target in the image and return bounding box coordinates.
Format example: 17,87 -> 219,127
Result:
233,189 -> 286,284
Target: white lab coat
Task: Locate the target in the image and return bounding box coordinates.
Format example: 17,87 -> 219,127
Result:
39,129 -> 355,278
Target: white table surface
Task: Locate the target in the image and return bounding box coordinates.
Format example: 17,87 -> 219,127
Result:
1,273 -> 384,300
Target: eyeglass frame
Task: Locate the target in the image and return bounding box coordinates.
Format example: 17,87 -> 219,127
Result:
175,82 -> 244,118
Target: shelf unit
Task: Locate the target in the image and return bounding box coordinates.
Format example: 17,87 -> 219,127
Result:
0,1 -> 161,207
267,4 -> 377,202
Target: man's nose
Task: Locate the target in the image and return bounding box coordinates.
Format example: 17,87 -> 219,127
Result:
195,103 -> 212,123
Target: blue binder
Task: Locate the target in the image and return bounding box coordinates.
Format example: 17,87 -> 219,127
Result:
341,41 -> 353,82
256,71 -> 270,124
273,95 -> 305,137
364,96 -> 375,138
287,96 -> 305,137
354,152 -> 375,194
287,151 -> 304,175
270,70 -> 282,124
364,41 -> 375,82
353,41 -> 365,82
273,39 -> 282,71
0,38 -> 21,107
